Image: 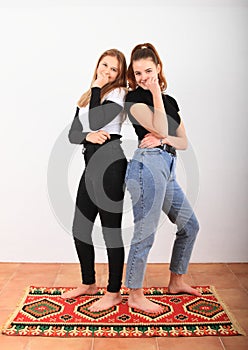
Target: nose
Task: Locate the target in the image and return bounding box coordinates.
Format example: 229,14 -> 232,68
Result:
140,73 -> 147,81
105,69 -> 110,76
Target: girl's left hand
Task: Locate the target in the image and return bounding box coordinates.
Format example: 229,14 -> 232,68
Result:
143,76 -> 160,95
139,133 -> 161,148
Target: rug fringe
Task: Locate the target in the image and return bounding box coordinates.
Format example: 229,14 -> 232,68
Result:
209,285 -> 246,336
0,285 -> 31,334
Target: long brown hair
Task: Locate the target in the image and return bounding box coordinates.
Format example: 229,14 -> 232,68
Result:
78,49 -> 127,108
127,43 -> 167,91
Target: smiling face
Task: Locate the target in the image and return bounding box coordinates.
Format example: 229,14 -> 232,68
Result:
96,55 -> 119,83
133,58 -> 160,89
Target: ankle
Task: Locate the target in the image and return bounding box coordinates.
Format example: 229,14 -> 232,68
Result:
82,283 -> 96,287
169,272 -> 183,284
106,291 -> 120,296
129,288 -> 144,299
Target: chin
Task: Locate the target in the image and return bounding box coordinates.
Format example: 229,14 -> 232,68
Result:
138,83 -> 148,90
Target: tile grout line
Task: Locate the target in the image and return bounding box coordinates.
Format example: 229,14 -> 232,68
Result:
0,268 -> 20,297
91,337 -> 94,350
23,339 -> 31,350
155,336 -> 159,350
225,263 -> 248,294
52,263 -> 64,287
219,336 -> 226,350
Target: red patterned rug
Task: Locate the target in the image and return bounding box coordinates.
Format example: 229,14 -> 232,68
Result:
1,286 -> 245,337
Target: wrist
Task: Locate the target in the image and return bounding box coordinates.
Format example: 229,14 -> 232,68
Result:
151,86 -> 162,96
91,84 -> 102,89
86,132 -> 92,141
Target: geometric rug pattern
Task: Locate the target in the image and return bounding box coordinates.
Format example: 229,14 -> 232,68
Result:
1,286 -> 245,337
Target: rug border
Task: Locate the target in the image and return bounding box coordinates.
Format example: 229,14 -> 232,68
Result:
209,285 -> 246,336
1,285 -> 246,337
0,286 -> 30,334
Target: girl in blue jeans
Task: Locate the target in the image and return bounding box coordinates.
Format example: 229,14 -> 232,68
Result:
125,43 -> 201,313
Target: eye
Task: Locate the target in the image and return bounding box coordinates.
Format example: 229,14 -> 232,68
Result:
102,63 -> 107,67
134,72 -> 141,76
146,69 -> 152,73
111,68 -> 117,72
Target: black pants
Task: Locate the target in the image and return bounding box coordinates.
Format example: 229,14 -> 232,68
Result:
72,136 -> 127,293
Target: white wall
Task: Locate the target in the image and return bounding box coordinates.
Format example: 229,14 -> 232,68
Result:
0,0 -> 247,263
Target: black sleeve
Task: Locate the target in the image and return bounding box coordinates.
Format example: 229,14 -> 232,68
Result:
68,107 -> 89,144
124,91 -> 136,120
166,95 -> 180,112
88,87 -> 123,130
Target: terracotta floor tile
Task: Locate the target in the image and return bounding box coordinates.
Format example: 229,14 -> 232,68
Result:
8,276 -> 57,288
0,309 -> 14,329
0,276 -> 54,295
235,273 -> 248,291
52,275 -> 80,287
14,263 -> 59,276
146,263 -> 170,271
59,263 -> 81,274
28,337 -> 93,350
14,268 -> 58,280
227,263 -> 248,274
221,336 -> 248,350
93,338 -> 157,350
157,337 -> 223,350
228,308 -> 248,334
55,270 -> 81,278
146,266 -> 170,287
0,287 -> 27,309
0,334 -> 29,350
0,263 -> 20,273
146,271 -> 195,287
188,263 -> 230,274
0,279 -> 9,291
217,288 -> 248,310
96,273 -> 108,287
191,271 -> 238,289
0,270 -> 18,281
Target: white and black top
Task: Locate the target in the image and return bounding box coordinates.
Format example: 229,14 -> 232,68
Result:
68,87 -> 126,144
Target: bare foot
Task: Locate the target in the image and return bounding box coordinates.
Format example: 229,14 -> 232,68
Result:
128,288 -> 164,314
88,291 -> 122,312
61,284 -> 98,299
168,273 -> 201,297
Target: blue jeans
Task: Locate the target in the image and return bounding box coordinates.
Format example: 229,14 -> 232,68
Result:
125,148 -> 199,289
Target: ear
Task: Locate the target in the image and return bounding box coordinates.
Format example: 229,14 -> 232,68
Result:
156,64 -> 161,74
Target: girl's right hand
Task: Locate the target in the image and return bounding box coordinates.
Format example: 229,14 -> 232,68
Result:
92,73 -> 110,88
86,130 -> 111,144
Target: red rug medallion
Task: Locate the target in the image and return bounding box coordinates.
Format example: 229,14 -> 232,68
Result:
1,286 -> 245,337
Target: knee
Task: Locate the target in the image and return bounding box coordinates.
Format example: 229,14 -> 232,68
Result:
178,214 -> 199,240
189,214 -> 200,237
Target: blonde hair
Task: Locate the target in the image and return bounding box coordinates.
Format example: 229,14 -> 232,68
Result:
127,43 -> 167,91
78,49 -> 127,108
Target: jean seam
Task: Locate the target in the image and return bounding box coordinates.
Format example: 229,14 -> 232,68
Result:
172,235 -> 188,274
127,158 -> 145,287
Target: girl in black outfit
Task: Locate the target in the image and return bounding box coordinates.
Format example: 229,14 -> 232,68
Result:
62,49 -> 127,312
